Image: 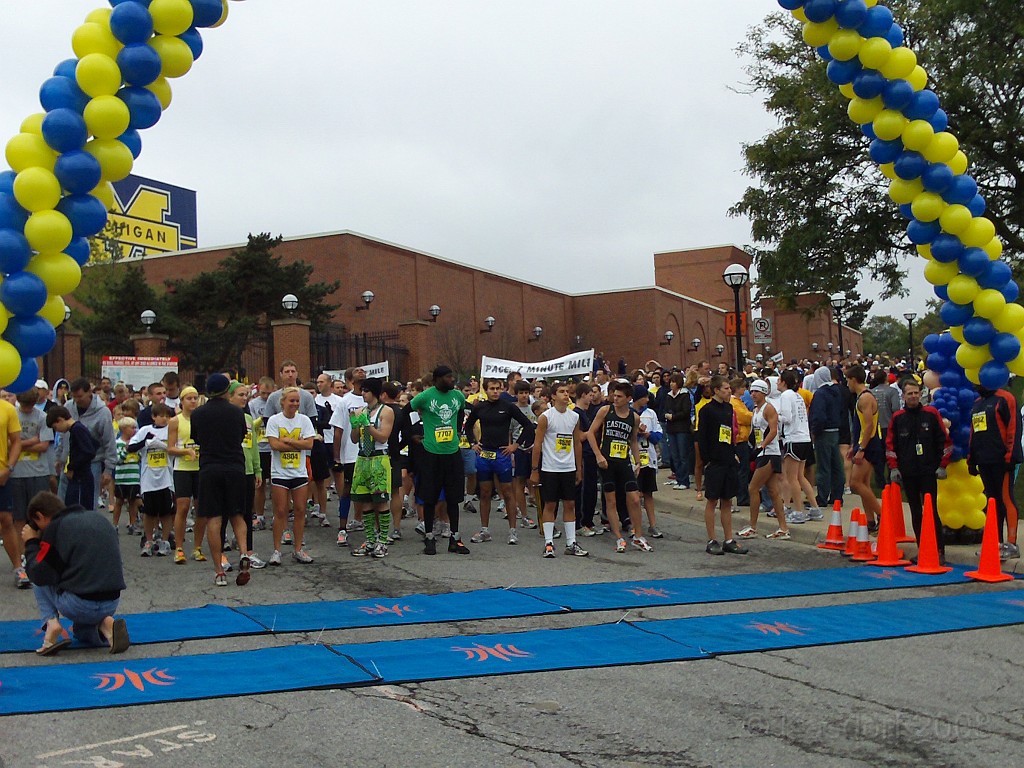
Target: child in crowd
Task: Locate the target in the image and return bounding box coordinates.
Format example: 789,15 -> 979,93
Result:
46,406 -> 98,510
127,403 -> 175,557
112,417 -> 142,535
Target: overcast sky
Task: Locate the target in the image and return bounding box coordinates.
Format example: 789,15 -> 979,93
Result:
0,0 -> 933,319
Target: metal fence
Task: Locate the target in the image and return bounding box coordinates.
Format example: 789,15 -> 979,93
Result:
310,324 -> 408,382
80,334 -> 134,382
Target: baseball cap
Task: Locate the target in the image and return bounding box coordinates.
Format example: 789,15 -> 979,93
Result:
750,379 -> 769,394
35,379 -> 48,390
206,373 -> 231,397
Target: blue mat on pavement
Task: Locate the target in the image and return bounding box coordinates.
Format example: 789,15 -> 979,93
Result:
0,644 -> 375,715
514,564 -> 978,612
0,604 -> 266,655
631,590 -> 1024,655
235,588 -> 565,634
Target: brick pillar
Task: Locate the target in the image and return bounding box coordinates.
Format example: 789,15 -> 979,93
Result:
130,332 -> 169,358
398,320 -> 432,380
271,319 -> 311,383
59,329 -> 83,381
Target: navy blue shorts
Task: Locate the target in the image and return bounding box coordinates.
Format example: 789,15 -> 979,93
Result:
476,450 -> 513,484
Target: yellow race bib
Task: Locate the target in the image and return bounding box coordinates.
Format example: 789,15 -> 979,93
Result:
609,440 -> 629,459
435,426 -> 455,443
242,432 -> 253,449
147,450 -> 167,468
125,452 -> 140,464
753,427 -> 763,446
281,451 -> 301,469
555,434 -> 573,453
459,435 -> 470,449
23,451 -> 38,461
972,412 -> 987,432
480,449 -> 497,460
640,452 -> 650,467
719,425 -> 733,444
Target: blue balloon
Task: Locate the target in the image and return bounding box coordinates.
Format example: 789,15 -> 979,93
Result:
64,237 -> 91,267
884,22 -> 905,47
835,0 -> 868,28
940,370 -> 962,389
894,151 -> 927,180
930,233 -> 964,263
118,128 -> 143,159
192,0 -> 224,27
826,58 -> 861,85
946,410 -> 960,428
110,1 -> 153,44
951,446 -> 964,462
928,109 -> 949,133
804,0 -> 838,24
0,193 -> 29,230
937,332 -> 960,357
0,229 -> 32,274
923,333 -> 941,354
3,316 -> 56,359
858,5 -> 894,37
178,27 -> 203,60
869,138 -> 903,164
921,163 -> 954,193
0,272 -> 48,317
56,194 -> 108,238
117,86 -> 162,130
54,150 -> 103,195
117,43 -> 163,86
926,352 -> 948,373
881,79 -> 914,110
39,76 -> 89,113
907,220 -> 940,245
817,45 -> 834,62
989,334 -> 1021,364
898,203 -> 915,220
967,194 -> 986,217
0,171 -> 14,195
940,301 -> 974,327
7,356 -> 40,395
41,108 -> 88,153
944,175 -> 979,205
958,388 -> 978,409
52,58 -> 78,80
958,247 -> 990,278
860,122 -> 876,139
110,0 -> 152,6
963,317 -> 996,346
979,361 -> 1010,390
852,69 -> 886,99
777,0 -> 805,10
905,90 -> 940,121
933,284 -> 949,301
1000,281 -> 1020,303
979,260 -> 1012,290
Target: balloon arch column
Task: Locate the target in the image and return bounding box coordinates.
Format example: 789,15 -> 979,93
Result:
0,0 -> 1017,534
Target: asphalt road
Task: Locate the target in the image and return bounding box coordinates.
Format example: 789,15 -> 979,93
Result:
2,488 -> 1022,768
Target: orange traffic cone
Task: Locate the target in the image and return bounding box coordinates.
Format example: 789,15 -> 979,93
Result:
870,490 -> 910,567
906,493 -> 952,575
965,498 -> 1014,583
817,499 -> 846,551
841,508 -> 860,557
888,483 -> 916,543
852,510 -> 875,562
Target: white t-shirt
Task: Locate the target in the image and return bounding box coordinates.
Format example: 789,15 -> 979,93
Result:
315,392 -> 345,445
638,408 -> 662,469
330,390 -> 368,465
265,412 -> 316,480
132,424 -> 173,493
778,389 -> 811,444
539,407 -> 580,473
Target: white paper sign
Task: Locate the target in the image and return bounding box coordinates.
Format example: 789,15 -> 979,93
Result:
480,350 -> 594,379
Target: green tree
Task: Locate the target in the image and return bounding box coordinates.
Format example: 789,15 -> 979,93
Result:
731,0 -> 1024,322
75,261 -> 165,338
862,315 -> 909,358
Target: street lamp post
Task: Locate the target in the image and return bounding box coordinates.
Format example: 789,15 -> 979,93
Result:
830,292 -> 848,360
904,311 -> 917,371
722,264 -> 749,373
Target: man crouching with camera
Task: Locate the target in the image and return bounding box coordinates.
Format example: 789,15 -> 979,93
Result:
21,491 -> 129,656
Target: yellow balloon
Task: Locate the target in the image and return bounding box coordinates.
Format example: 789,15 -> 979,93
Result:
146,77 -> 173,110
922,132 -> 959,164
83,95 -> 131,140
20,113 -> 45,135
791,8 -> 808,23
23,211 -> 73,253
84,138 -> 134,182
938,204 -> 972,235
838,82 -> 856,100
38,295 -> 68,329
150,0 -> 195,36
25,253 -> 82,296
76,53 -> 122,98
949,325 -> 966,343
848,96 -> 884,124
947,151 -> 969,176
983,238 -> 1004,260
150,35 -> 194,79
879,162 -> 896,180
72,21 -> 121,60
864,0 -> 878,6
955,343 -> 989,370
829,29 -> 863,61
1007,352 -> 1024,376
947,275 -> 981,305
12,167 -> 62,213
993,303 -> 1024,333
889,177 -> 923,206
880,47 -> 917,79
906,65 -> 928,91
5,133 -> 57,173
85,7 -> 112,24
858,37 -> 892,69
974,288 -> 1007,320
924,259 -> 960,286
966,509 -> 987,529
210,0 -> 229,28
0,312 -> 8,337
961,217 -> 997,248
0,340 -> 22,390
902,119 -> 935,152
803,19 -> 839,48
962,368 -> 980,387
911,191 -> 945,223
873,110 -> 907,141
90,181 -> 116,211
916,244 -> 933,260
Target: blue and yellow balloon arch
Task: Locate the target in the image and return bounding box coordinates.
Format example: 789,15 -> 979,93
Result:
0,0 -> 1016,528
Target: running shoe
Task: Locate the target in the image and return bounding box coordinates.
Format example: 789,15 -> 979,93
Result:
463,500 -> 478,514
174,548 -> 186,564
351,542 -> 373,557
156,540 -> 171,556
552,527 -> 562,539
579,526 -> 596,537
615,538 -> 627,553
440,522 -> 452,539
867,519 -> 880,534
292,549 -> 314,563
448,538 -> 470,554
543,542 -> 556,558
722,539 -> 749,555
423,537 -> 437,555
565,541 -> 589,557
591,525 -> 605,535
389,528 -> 402,541
765,529 -> 791,540
647,526 -> 664,539
705,539 -> 723,555
319,514 -> 331,527
126,524 -> 137,535
735,526 -> 758,539
785,509 -> 810,524
221,558 -> 232,573
214,572 -> 227,587
519,514 -> 537,529
508,528 -> 518,545
248,552 -> 267,569
806,507 -> 824,521
236,555 -> 251,586
414,521 -> 426,536
281,530 -> 293,546
269,550 -> 282,566
254,516 -> 266,531
14,567 -> 30,589
346,518 -> 361,531
141,541 -> 153,557
766,507 -> 778,518
663,476 -> 677,485
631,536 -> 653,552
337,529 -> 348,547
373,543 -> 388,558
470,528 -> 492,543
193,547 -> 207,562
1006,542 -> 1021,559
673,482 -> 689,490
223,538 -> 233,552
